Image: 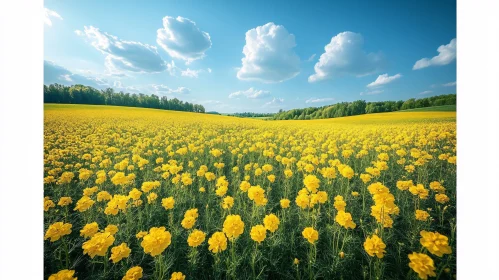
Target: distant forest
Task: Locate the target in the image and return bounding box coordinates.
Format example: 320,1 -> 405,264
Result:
43,83 -> 206,113
271,94 -> 456,120
228,112 -> 275,118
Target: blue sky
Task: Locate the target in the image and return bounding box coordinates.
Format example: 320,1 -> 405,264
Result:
44,0 -> 456,113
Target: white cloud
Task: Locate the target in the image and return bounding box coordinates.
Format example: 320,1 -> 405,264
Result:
360,89 -> 384,96
264,98 -> 284,106
237,22 -> 300,83
166,60 -> 179,76
443,81 -> 456,87
309,32 -> 384,83
44,8 -> 63,27
367,73 -> 402,88
157,16 -> 212,63
305,97 -> 335,104
229,88 -> 271,99
413,38 -> 456,70
181,68 -> 201,78
306,54 -> 316,62
419,90 -> 433,95
44,60 -> 109,88
151,84 -> 191,95
76,26 -> 166,73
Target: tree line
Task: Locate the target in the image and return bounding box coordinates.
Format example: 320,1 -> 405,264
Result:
44,83 -> 206,113
228,112 -> 275,118
272,94 -> 456,120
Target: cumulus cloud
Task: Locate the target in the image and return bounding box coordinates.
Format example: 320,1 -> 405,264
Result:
443,81 -> 456,87
413,38 -> 456,70
76,26 -> 166,73
360,89 -> 384,96
44,60 -> 109,88
229,88 -> 271,99
264,98 -> 284,106
305,97 -> 335,104
367,73 -> 402,88
44,8 -> 63,26
237,22 -> 300,83
151,84 -> 191,95
309,32 -> 384,83
157,16 -> 212,63
419,90 -> 433,95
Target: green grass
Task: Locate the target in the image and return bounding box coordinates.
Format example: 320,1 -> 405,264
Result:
399,105 -> 456,112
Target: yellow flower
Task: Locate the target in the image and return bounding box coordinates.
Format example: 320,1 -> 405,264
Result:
333,195 -> 347,211
162,196 -> 175,210
109,243 -> 131,263
57,197 -> 73,207
105,224 -> 119,235
263,214 -> 280,233
44,199 -> 56,211
48,269 -> 77,280
208,231 -> 228,253
302,227 -> 318,244
141,181 -> 160,193
123,266 -> 143,280
396,180 -> 414,191
97,191 -> 112,202
80,222 -> 99,238
181,216 -> 196,229
44,222 -> 72,242
280,198 -> 290,208
187,229 -> 206,247
293,258 -> 300,265
295,193 -> 310,209
415,210 -> 430,221
408,253 -> 436,279
83,186 -> 98,196
335,211 -> 356,229
223,214 -> 245,239
250,225 -> 267,243
170,272 -> 186,280
147,192 -> 158,204
82,231 -> 115,258
239,181 -> 251,192
429,181 -> 446,193
136,231 -> 147,239
363,234 -> 386,258
74,195 -> 95,212
248,185 -> 268,206
141,227 -> 172,256
267,174 -> 276,183
351,191 -> 360,197
435,194 -> 450,204
339,165 -> 354,179
303,175 -> 320,193
128,188 -> 142,200
419,231 -> 452,257
222,196 -> 234,209
409,184 -> 429,199
104,195 -> 130,215
199,187 -> 206,192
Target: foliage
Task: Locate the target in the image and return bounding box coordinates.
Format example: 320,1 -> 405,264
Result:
272,94 -> 456,120
43,83 -> 206,113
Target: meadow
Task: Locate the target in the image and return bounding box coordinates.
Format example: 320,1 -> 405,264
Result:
44,104 -> 456,280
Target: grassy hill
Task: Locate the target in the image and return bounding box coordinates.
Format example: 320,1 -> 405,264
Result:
399,105 -> 456,112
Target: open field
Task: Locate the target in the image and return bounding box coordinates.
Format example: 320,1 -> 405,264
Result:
399,105 -> 456,112
44,104 -> 456,279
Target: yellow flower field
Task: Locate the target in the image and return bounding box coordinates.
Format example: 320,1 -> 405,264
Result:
44,104 -> 456,279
